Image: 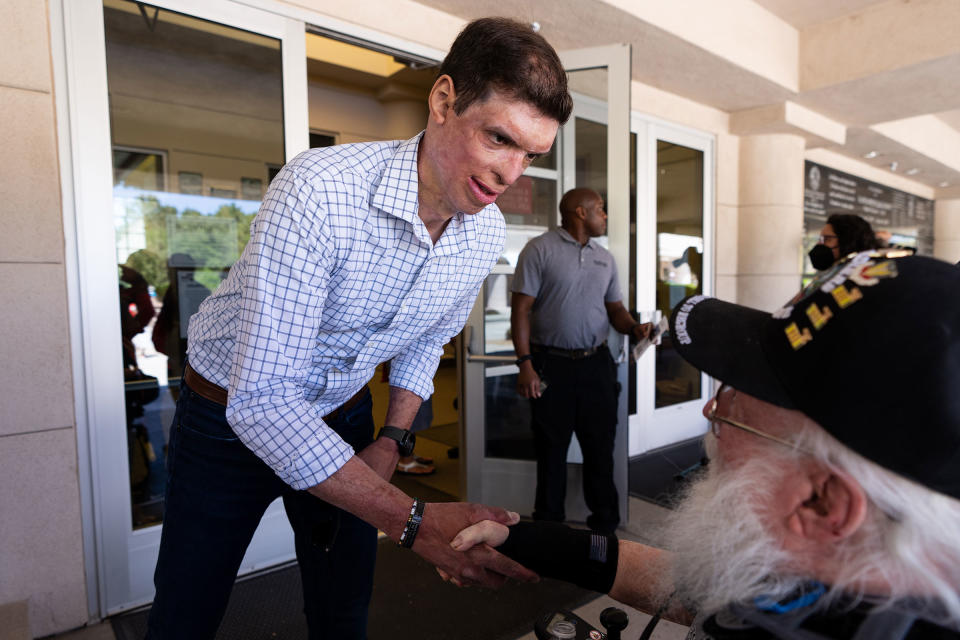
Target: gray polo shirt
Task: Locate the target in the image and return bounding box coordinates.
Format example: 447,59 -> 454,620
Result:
512,228 -> 622,350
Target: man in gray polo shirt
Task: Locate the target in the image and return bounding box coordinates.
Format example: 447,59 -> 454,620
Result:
510,188 -> 650,533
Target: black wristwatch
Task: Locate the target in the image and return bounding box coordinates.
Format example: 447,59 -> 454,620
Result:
377,425 -> 416,457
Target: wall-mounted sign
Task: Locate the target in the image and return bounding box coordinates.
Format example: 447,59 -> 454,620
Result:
804,161 -> 935,255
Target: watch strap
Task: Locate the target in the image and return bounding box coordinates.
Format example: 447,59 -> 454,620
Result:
377,425 -> 415,456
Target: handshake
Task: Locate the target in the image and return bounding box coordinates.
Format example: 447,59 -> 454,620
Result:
401,500 -> 538,588
415,503 -> 619,599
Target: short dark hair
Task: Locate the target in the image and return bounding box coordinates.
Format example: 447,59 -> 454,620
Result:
826,213 -> 879,256
438,17 -> 572,125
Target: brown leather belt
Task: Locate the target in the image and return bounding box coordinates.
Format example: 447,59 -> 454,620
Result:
531,341 -> 607,360
183,361 -> 228,405
183,362 -> 368,421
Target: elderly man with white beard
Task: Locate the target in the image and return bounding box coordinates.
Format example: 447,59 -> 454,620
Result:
449,251 -> 960,639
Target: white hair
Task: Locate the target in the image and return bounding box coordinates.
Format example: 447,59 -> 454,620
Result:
660,449 -> 797,614
793,424 -> 960,624
662,426 -> 960,625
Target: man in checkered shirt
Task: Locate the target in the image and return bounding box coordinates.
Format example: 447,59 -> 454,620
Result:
146,17 -> 572,639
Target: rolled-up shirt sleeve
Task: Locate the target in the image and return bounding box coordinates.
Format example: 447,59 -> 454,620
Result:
226,164 -> 354,490
389,281 -> 482,400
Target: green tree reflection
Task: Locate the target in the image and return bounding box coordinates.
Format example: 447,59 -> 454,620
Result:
118,195 -> 256,295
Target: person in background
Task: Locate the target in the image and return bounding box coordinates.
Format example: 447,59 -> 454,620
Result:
152,253 -> 210,381
146,17 -> 571,639
510,188 -> 651,535
380,360 -> 436,475
452,252 -> 960,639
808,213 -> 878,270
875,229 -> 893,248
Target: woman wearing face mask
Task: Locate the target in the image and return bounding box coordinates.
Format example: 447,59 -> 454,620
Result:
808,213 -> 879,271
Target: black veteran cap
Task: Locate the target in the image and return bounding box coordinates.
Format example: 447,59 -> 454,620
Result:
669,252 -> 960,500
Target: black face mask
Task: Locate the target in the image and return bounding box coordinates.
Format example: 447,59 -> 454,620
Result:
808,244 -> 836,271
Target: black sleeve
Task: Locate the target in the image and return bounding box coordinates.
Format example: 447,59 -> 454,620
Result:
497,520 -> 619,594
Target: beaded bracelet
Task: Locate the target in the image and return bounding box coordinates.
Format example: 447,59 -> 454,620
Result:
398,497 -> 425,548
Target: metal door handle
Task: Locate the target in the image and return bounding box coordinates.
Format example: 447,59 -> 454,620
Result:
467,354 -> 521,363
615,334 -> 628,364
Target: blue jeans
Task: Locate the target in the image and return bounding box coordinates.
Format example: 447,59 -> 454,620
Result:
146,379 -> 377,640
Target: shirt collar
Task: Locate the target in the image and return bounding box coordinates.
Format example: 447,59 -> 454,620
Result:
372,132 -> 422,226
372,130 -> 479,255
557,228 -> 594,249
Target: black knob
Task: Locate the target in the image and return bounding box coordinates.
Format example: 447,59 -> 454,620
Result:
599,607 -> 628,640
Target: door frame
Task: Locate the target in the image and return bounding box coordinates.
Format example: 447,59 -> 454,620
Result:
59,0 -> 309,616
630,117 -> 715,456
460,44 -> 633,524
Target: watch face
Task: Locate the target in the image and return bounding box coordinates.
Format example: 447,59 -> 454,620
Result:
400,431 -> 416,456
380,426 -> 415,456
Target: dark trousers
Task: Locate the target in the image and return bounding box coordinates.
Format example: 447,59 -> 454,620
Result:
530,346 -> 620,534
146,380 -> 377,640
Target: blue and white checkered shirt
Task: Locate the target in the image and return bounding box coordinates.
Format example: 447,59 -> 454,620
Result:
187,133 -> 505,489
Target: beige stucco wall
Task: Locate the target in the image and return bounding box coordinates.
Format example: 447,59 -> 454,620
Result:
0,0 -> 88,637
736,134 -> 806,311
934,195 -> 960,263
801,0 -> 960,91
285,0 -> 463,52
308,82 -> 427,144
715,133 -> 740,303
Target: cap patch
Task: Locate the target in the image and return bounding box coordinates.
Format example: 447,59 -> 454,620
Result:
849,259 -> 898,286
785,322 -> 813,350
674,295 -> 708,345
805,302 -> 833,330
830,283 -> 863,308
778,253 -> 899,351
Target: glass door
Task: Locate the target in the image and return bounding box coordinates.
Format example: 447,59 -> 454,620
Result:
460,45 -> 632,524
630,121 -> 714,454
65,0 -> 307,614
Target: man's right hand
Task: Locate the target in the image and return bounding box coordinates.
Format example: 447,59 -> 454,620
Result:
516,361 -> 542,399
308,457 -> 538,589
410,502 -> 539,588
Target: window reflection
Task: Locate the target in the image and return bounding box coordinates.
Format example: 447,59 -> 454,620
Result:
575,117 -> 608,209
484,175 -> 557,354
483,151 -> 559,460
105,0 -> 284,528
655,141 -> 704,408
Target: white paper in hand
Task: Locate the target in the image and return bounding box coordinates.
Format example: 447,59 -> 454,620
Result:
631,316 -> 669,362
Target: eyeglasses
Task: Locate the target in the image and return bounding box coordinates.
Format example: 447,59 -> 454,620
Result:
707,385 -> 807,452
818,234 -> 838,244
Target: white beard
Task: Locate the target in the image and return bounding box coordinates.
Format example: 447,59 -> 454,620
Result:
660,439 -> 805,614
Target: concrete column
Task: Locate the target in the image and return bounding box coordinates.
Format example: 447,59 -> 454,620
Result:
736,133 -> 805,311
934,197 -> 960,264
714,133 -> 739,302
